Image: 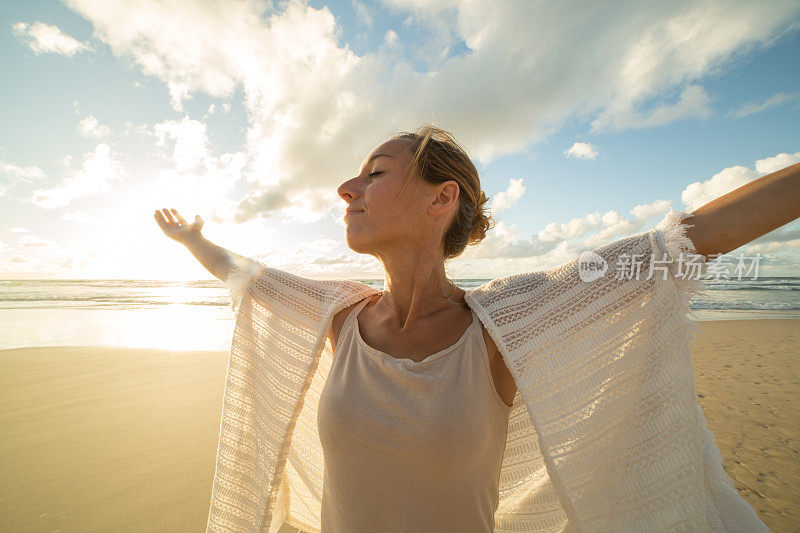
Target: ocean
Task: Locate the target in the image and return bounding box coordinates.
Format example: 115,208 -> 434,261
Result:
0,277 -> 798,351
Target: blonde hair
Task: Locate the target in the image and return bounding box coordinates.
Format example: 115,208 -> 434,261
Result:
390,124 -> 494,260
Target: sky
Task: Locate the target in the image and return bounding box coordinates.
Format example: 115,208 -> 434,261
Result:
1,0 -> 799,281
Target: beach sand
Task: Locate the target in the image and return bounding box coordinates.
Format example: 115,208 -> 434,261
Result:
0,319 -> 797,532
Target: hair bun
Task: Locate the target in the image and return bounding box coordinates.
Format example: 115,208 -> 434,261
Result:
469,207 -> 494,244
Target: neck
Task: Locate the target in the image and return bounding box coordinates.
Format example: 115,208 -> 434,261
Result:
374,247 -> 463,331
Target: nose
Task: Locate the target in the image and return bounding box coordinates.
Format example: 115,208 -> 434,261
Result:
337,177 -> 358,203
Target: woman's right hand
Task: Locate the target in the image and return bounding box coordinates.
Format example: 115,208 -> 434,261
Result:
154,208 -> 204,244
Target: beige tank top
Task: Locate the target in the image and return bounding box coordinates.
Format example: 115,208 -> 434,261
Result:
317,295 -> 511,532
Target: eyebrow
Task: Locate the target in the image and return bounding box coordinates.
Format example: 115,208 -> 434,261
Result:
360,153 -> 393,172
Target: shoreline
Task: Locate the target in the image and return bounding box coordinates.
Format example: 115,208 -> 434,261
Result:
0,309 -> 797,353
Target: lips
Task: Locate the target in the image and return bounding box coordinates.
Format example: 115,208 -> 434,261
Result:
345,209 -> 364,215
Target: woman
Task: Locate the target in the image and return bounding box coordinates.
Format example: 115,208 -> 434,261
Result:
155,125 -> 799,532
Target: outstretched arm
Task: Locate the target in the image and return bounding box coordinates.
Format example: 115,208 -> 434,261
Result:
686,162 -> 800,259
154,207 -> 246,282
181,231 -> 247,283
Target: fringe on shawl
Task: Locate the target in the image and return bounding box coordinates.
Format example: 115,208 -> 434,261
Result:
223,254 -> 264,316
652,209 -> 768,531
653,208 -> 708,348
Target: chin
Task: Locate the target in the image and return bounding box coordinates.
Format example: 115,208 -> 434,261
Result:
345,242 -> 374,256
343,231 -> 370,255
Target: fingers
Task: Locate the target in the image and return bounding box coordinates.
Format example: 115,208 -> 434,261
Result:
154,208 -> 197,230
172,208 -> 189,226
162,208 -> 177,225
154,209 -> 177,229
154,209 -> 167,227
155,208 -> 180,225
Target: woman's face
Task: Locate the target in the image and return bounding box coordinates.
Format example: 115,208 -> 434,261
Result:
337,138 -> 451,258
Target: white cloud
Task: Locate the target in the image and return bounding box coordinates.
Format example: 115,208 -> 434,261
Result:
681,151 -> 800,210
536,210 -> 632,244
1,160 -> 46,183
352,0 -> 373,28
630,199 -> 672,221
0,228 -> 94,278
565,142 -> 598,160
78,115 -> 112,137
384,29 -> 399,45
122,121 -> 151,137
461,219 -> 559,260
63,0 -> 254,112
150,146 -> 248,226
464,197 -> 690,267
61,0 -> 800,227
681,166 -> 755,211
490,178 -> 525,212
727,91 -> 800,118
591,84 -> 712,132
452,153 -> 800,271
17,234 -> 55,248
147,116 -> 248,223
11,21 -> 91,56
26,143 -> 125,209
745,239 -> 800,254
673,150 -> 800,265
382,1 -> 798,151
154,116 -> 210,171
61,210 -> 97,223
754,151 -> 800,175
538,214 -> 599,242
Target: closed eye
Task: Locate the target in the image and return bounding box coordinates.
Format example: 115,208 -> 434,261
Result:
368,171 -> 382,177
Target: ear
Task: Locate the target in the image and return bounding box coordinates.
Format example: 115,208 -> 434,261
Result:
429,181 -> 460,216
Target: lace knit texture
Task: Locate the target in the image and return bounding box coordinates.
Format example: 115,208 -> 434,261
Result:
205,209 -> 768,532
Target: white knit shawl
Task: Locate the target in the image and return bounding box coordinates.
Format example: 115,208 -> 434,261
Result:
205,209 -> 768,532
